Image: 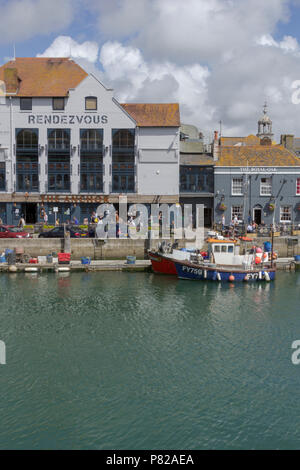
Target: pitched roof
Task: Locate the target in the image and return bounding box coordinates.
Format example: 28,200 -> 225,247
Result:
0,58 -> 88,97
180,154 -> 215,166
121,103 -> 180,127
220,135 -> 261,146
215,144 -> 300,167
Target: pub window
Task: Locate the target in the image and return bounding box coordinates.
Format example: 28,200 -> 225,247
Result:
280,206 -> 292,223
85,96 -> 97,111
20,98 -> 32,111
232,178 -> 243,195
53,97 -> 65,111
231,205 -> 243,222
260,177 -> 272,196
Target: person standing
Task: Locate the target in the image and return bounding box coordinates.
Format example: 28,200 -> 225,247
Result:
18,215 -> 25,229
221,214 -> 225,231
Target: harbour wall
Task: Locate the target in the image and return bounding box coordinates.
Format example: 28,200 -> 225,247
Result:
0,237 -> 298,260
0,238 -> 185,260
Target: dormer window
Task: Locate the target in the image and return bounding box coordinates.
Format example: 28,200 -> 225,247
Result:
20,98 -> 32,111
53,97 -> 65,111
85,96 -> 97,111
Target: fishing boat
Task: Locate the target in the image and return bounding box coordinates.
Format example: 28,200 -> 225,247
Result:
174,239 -> 276,282
148,241 -> 206,275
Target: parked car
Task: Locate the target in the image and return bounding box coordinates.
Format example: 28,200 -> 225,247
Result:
38,225 -> 88,238
0,225 -> 31,238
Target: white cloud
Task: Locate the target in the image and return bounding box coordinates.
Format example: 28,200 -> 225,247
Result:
99,41 -> 212,127
257,33 -> 299,52
37,36 -> 99,63
0,0 -> 74,43
93,0 -> 290,63
37,0 -> 300,139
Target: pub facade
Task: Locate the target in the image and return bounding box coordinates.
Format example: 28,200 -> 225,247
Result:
0,57 -> 180,225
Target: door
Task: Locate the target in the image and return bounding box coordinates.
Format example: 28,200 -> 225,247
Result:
21,203 -> 37,224
204,208 -> 212,227
253,207 -> 262,225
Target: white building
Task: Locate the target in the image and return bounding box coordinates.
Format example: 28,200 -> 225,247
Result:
0,57 -> 180,224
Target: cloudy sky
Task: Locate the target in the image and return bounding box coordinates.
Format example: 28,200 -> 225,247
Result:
1,0 -> 300,140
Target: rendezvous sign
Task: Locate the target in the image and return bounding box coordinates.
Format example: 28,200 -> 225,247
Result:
27,114 -> 109,125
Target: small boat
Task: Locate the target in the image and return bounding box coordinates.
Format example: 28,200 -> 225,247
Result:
148,241 -> 206,275
174,239 -> 276,282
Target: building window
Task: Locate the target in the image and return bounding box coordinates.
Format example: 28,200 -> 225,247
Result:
231,205 -> 243,222
52,97 -> 65,111
232,177 -> 243,195
260,177 -> 272,196
16,160 -> 39,192
16,129 -> 38,150
16,129 -> 39,192
112,128 -> 135,148
296,178 -> 300,195
180,166 -> 214,193
0,163 -> 5,191
20,98 -> 32,111
85,96 -> 97,111
48,129 -> 70,192
80,129 -> 102,151
280,206 -> 292,223
80,129 -> 103,192
48,129 -> 70,151
112,129 -> 135,193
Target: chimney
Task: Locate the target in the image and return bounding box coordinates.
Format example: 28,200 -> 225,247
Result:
260,136 -> 272,146
213,130 -> 220,161
280,134 -> 294,152
4,68 -> 18,94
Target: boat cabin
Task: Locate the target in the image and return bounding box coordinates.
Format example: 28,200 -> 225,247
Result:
207,239 -> 249,266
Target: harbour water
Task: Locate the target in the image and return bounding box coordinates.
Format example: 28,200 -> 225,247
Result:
0,271 -> 300,449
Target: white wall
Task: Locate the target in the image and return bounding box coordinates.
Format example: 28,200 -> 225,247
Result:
0,73 -> 180,197
137,127 -> 179,195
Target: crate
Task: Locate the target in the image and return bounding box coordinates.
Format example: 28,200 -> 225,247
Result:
58,253 -> 71,265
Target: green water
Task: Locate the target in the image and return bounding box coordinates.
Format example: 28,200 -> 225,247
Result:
0,271 -> 300,449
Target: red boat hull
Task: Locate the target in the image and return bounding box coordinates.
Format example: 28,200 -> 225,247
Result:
148,251 -> 177,275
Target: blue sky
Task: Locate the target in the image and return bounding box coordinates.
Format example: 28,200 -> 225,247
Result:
1,0 -> 300,139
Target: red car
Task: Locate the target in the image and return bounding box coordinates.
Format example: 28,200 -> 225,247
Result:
0,225 -> 31,238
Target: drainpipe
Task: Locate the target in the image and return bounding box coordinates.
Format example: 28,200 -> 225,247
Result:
9,96 -> 13,194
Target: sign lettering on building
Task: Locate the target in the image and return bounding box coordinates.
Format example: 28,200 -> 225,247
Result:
240,167 -> 277,173
40,195 -> 110,204
28,115 -> 108,125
